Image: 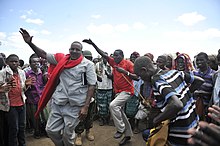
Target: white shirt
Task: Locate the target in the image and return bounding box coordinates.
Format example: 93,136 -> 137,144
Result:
96,61 -> 112,90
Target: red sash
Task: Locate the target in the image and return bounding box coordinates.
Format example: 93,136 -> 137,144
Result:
35,53 -> 83,118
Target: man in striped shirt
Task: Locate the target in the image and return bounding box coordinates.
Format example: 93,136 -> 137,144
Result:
193,52 -> 216,121
134,56 -> 204,146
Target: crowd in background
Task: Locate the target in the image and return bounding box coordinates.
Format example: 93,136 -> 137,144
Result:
0,28 -> 220,146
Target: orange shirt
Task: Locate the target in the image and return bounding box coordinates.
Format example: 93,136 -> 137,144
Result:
8,74 -> 24,106
108,57 -> 134,95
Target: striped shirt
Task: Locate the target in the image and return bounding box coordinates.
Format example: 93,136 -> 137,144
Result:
193,67 -> 216,105
152,70 -> 198,146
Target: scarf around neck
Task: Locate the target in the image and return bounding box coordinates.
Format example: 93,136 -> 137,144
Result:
35,53 -> 83,118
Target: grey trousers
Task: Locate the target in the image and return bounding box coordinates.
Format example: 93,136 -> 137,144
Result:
109,91 -> 133,137
46,103 -> 80,146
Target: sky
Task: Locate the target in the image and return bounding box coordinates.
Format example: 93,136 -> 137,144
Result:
0,0 -> 220,64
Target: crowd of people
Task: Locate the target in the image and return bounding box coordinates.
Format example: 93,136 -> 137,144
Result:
0,28 -> 220,146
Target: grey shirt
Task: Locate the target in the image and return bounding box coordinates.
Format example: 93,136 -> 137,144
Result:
47,53 -> 97,106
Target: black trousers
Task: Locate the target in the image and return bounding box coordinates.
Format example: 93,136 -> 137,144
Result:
0,110 -> 8,146
75,101 -> 95,134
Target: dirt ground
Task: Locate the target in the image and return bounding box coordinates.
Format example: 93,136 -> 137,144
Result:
26,120 -> 146,146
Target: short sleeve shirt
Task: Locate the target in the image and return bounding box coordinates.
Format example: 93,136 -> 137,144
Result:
193,67 -> 216,105
108,57 -> 134,95
47,53 -> 97,106
152,70 -> 198,145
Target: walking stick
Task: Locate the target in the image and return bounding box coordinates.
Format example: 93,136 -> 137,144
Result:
121,73 -> 152,108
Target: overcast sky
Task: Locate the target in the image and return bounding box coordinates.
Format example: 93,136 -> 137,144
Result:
0,0 -> 220,63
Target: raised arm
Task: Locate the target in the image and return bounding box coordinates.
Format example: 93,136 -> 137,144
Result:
19,28 -> 47,59
83,39 -> 108,59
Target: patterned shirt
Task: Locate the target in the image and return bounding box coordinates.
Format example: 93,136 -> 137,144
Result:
0,83 -> 9,111
0,66 -> 27,111
193,67 -> 216,105
152,70 -> 198,146
25,69 -> 45,105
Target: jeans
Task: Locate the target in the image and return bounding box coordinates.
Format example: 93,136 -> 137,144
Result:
7,105 -> 26,146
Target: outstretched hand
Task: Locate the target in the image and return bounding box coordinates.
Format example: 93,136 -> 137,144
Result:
208,105 -> 220,124
187,105 -> 220,146
0,83 -> 11,92
25,76 -> 36,87
188,121 -> 220,146
82,39 -> 93,45
19,28 -> 33,44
